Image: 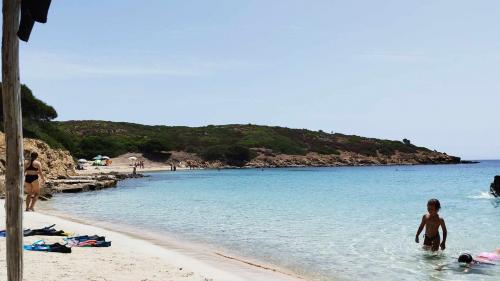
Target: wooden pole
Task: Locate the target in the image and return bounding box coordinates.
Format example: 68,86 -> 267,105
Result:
2,0 -> 24,281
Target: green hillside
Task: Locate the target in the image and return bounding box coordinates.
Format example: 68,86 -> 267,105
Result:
0,84 -> 457,167
54,120 -> 434,163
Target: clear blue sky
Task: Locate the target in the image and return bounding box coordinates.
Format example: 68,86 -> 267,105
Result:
19,0 -> 500,159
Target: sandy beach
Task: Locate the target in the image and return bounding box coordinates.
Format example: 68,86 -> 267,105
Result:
76,153 -> 186,175
0,199 -> 303,281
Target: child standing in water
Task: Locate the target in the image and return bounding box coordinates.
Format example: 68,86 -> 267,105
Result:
415,199 -> 447,251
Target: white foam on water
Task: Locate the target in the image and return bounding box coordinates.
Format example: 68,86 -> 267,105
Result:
468,192 -> 494,199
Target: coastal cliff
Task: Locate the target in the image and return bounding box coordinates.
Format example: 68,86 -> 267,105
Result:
0,132 -> 76,179
0,133 -> 141,197
151,149 -> 459,169
244,150 -> 459,168
0,133 -> 77,196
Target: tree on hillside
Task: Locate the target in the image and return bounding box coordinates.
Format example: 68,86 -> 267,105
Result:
402,138 -> 411,145
201,145 -> 252,166
0,83 -> 73,151
0,83 -> 57,122
139,139 -> 172,154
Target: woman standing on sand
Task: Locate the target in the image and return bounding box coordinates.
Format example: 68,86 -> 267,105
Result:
24,152 -> 45,211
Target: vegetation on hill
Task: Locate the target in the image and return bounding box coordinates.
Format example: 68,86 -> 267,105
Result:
0,84 -> 453,167
0,84 -> 57,121
53,120 -> 434,166
0,84 -> 74,150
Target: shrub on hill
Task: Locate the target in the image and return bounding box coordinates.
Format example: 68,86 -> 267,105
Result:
23,120 -> 77,151
77,136 -> 128,159
238,126 -> 307,155
201,145 -> 252,166
139,139 -> 172,154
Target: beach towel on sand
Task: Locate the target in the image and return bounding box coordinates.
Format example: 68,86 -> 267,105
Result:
65,235 -> 111,247
67,239 -> 111,247
67,235 -> 106,242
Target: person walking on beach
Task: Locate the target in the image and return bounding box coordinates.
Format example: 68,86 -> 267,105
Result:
415,198 -> 447,251
24,151 -> 45,211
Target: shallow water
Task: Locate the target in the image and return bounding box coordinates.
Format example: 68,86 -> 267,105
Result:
47,161 -> 500,281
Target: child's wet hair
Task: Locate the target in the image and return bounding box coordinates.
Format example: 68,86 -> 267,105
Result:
427,198 -> 441,210
458,253 -> 473,264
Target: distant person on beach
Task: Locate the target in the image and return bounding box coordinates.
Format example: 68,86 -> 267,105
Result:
415,198 -> 447,251
24,152 -> 45,212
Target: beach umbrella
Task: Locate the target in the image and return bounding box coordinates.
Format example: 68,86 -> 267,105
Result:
128,156 -> 137,161
77,159 -> 87,163
93,155 -> 102,160
101,156 -> 110,160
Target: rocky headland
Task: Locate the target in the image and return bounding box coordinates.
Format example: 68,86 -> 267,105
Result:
0,133 -> 140,198
161,149 -> 461,169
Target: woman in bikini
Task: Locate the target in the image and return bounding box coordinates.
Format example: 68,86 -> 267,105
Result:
24,151 -> 45,211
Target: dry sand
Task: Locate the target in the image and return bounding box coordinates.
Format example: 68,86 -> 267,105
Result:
0,200 -> 304,281
76,153 -> 185,175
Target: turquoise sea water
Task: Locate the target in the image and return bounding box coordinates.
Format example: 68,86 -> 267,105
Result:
46,161 -> 500,281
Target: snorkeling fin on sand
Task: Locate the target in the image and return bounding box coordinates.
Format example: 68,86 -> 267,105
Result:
24,240 -> 72,253
27,224 -> 68,236
0,228 -> 35,237
23,240 -> 50,251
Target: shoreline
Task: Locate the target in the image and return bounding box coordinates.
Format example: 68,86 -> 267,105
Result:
78,160 -> 479,176
0,199 -> 306,281
73,152 -> 481,177
40,205 -> 307,281
43,159 -> 479,197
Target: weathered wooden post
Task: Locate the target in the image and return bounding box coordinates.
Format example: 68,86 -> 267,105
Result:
2,0 -> 23,280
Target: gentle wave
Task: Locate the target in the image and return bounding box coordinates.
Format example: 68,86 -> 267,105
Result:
468,192 -> 494,199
